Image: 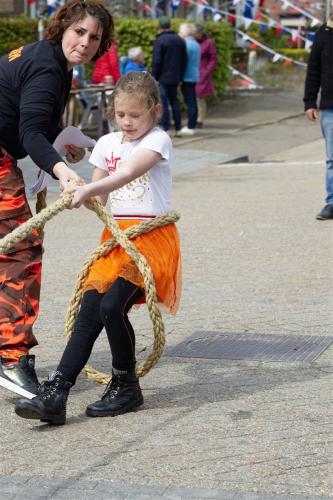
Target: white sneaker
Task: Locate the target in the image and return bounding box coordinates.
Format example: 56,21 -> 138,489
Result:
180,126 -> 196,136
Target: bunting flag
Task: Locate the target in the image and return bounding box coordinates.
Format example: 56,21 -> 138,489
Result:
228,65 -> 261,89
171,0 -> 181,10
236,28 -> 307,67
243,17 -> 253,28
214,6 -> 313,48
141,4 -> 152,11
279,0 -> 321,26
170,0 -> 313,64
47,0 -> 63,14
243,1 -> 254,19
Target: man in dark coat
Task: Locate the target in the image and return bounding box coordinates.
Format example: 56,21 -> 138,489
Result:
304,15 -> 333,220
152,16 -> 187,136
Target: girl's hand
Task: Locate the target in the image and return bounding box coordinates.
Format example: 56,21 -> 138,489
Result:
65,144 -> 85,163
64,184 -> 91,209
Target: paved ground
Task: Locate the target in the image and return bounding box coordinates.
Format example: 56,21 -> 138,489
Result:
0,89 -> 332,499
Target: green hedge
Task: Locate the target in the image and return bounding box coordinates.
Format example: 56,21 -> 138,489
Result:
0,17 -> 38,56
116,19 -> 233,97
0,16 -> 233,98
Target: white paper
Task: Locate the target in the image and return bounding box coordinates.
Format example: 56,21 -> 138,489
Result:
0,376 -> 36,399
29,126 -> 96,195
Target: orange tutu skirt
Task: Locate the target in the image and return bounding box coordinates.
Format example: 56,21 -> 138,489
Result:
83,219 -> 182,315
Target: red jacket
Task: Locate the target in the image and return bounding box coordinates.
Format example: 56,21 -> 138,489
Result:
92,44 -> 120,84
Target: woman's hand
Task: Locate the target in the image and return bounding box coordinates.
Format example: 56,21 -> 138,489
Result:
53,162 -> 81,192
64,144 -> 85,163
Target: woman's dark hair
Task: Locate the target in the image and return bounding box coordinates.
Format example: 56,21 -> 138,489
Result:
44,0 -> 114,61
108,72 -> 161,125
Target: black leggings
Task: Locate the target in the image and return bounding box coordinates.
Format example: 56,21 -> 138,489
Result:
57,278 -> 144,385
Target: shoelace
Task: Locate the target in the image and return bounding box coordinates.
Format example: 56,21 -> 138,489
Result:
39,378 -> 61,399
103,376 -> 121,400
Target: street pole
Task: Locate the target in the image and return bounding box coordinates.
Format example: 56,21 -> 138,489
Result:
327,0 -> 331,20
235,0 -> 245,47
37,0 -> 48,40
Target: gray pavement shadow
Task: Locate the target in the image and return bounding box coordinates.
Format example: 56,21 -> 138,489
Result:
141,360 -> 332,412
33,351 -> 332,410
30,414 -> 87,431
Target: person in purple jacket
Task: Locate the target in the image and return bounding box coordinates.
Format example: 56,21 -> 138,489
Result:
193,24 -> 218,129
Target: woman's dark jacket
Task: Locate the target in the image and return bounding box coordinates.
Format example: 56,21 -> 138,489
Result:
0,40 -> 72,175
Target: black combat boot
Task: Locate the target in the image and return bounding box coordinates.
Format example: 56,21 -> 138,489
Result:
0,355 -> 39,398
14,371 -> 72,425
86,370 -> 143,417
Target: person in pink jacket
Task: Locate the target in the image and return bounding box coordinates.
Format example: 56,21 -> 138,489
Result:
194,24 -> 217,128
92,42 -> 120,85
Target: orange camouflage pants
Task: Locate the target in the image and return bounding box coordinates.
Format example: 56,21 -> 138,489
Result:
0,148 -> 42,361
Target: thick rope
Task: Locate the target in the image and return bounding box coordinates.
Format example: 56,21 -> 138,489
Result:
0,190 -> 179,384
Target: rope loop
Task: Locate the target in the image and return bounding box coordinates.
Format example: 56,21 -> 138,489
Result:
0,188 -> 180,383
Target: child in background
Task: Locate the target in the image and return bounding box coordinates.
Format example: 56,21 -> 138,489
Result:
15,72 -> 182,425
123,47 -> 146,74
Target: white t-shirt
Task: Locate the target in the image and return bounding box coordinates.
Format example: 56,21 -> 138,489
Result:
89,127 -> 172,219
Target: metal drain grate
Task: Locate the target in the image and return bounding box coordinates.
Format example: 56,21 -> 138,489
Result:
165,331 -> 333,363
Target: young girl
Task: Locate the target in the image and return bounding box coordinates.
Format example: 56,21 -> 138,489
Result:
14,71 -> 181,425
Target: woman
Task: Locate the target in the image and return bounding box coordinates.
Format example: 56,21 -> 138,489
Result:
0,0 -> 114,398
193,24 -> 217,129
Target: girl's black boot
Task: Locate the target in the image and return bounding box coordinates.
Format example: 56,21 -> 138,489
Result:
86,370 -> 143,417
14,371 -> 72,425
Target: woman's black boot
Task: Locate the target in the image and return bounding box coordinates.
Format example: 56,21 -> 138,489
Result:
14,371 -> 72,425
86,370 -> 143,417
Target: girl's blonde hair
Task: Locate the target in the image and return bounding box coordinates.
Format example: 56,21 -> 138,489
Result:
107,71 -> 161,124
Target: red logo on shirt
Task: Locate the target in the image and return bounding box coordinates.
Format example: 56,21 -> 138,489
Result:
105,152 -> 121,173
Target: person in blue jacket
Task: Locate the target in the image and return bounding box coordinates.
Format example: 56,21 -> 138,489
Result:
123,47 -> 146,74
178,23 -> 201,135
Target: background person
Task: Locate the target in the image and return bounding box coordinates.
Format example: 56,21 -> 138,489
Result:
178,23 -> 200,136
304,9 -> 333,221
0,0 -> 113,397
193,24 -> 217,129
123,47 -> 146,74
152,16 -> 187,137
92,42 -> 120,85
15,72 -> 182,425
